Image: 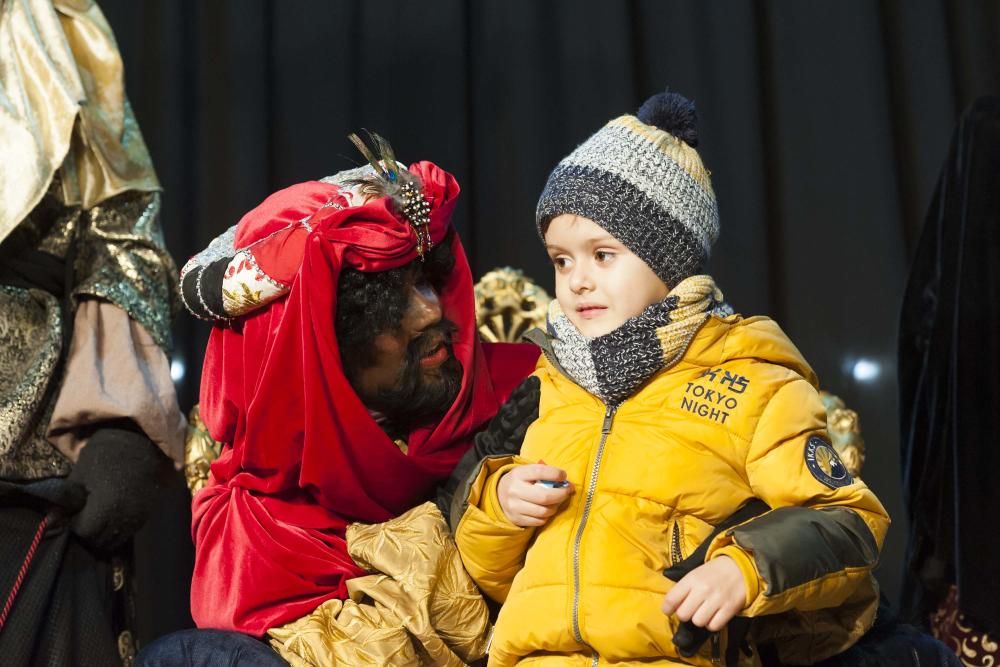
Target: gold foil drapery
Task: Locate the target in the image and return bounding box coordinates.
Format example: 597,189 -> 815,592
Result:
268,502 -> 491,667
0,0 -> 160,244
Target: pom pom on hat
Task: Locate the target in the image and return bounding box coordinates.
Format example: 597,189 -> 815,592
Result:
637,90 -> 699,147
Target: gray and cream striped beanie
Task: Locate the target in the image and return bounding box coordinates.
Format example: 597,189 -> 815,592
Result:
536,90 -> 718,287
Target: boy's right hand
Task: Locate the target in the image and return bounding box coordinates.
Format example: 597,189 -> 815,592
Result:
498,464 -> 573,527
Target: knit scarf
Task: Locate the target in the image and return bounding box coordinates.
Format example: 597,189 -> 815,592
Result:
545,275 -> 730,406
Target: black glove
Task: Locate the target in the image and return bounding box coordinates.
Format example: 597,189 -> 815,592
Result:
68,426 -> 170,552
435,375 -> 541,521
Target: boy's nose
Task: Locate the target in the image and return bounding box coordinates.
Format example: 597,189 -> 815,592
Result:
569,265 -> 594,294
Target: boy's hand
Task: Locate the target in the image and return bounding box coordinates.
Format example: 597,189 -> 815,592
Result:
497,464 -> 573,527
661,555 -> 747,632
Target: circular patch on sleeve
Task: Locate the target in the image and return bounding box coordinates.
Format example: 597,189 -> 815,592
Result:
804,436 -> 854,488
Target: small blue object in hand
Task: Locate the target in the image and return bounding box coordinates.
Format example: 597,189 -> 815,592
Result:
536,480 -> 569,489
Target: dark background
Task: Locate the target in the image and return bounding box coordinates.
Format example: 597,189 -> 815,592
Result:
98,0 -> 1000,643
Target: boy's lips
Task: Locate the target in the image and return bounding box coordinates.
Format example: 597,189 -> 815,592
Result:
575,304 -> 607,320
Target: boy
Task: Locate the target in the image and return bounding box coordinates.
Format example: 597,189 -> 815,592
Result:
452,91 -> 890,666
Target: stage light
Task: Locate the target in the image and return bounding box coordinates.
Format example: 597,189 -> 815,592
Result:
851,358 -> 880,383
171,358 -> 186,383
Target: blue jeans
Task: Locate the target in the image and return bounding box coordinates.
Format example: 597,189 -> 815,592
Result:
135,629 -> 289,667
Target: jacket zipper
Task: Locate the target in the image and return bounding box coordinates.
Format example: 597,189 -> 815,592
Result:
670,520 -> 683,565
572,405 -> 617,652
672,521 -> 716,663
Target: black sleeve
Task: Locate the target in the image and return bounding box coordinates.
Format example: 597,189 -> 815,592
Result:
180,256 -> 232,323
434,376 -> 540,524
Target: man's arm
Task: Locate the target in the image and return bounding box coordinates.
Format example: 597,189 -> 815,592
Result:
435,376 -> 540,523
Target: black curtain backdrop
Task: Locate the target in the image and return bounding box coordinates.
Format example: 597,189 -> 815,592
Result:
98,0 -> 1000,643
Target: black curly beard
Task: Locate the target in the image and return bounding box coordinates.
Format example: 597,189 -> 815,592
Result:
365,319 -> 463,438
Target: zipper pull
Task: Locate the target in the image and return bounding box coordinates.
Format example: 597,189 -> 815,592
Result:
601,407 -> 616,435
484,625 -> 494,657
711,632 -> 721,664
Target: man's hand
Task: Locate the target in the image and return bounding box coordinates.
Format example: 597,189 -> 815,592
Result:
661,555 -> 747,632
497,464 -> 573,527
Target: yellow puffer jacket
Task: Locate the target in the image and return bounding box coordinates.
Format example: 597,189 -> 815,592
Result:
454,314 -> 890,667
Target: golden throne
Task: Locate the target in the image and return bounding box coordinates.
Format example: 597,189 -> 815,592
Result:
818,391 -> 866,478
184,268 -> 865,492
474,267 -> 551,343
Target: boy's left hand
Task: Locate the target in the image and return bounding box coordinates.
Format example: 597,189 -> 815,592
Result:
661,555 -> 747,632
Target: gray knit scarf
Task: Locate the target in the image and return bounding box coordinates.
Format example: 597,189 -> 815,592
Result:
542,275 -> 731,406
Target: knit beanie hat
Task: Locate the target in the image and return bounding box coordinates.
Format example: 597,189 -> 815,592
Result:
536,90 -> 719,287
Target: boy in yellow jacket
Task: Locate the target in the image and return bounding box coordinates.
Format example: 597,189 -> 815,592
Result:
451,90 -> 890,666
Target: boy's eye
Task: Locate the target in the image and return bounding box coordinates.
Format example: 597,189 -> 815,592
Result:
551,256 -> 570,269
595,250 -> 615,262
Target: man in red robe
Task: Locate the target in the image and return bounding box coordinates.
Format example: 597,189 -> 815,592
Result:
173,140 -> 538,642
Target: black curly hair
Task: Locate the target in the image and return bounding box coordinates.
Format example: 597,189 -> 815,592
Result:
335,234 -> 456,387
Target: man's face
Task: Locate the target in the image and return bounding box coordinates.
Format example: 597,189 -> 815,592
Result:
353,276 -> 463,432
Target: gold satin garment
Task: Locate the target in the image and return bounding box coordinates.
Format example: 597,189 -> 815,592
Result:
0,0 -> 159,244
268,502 -> 492,667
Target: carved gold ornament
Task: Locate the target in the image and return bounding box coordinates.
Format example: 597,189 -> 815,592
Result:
183,405 -> 223,495
474,267 -> 551,343
819,391 -> 866,478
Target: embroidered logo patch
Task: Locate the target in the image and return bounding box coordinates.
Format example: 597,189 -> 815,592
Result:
804,436 -> 853,488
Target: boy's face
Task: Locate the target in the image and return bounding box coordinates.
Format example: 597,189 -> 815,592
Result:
545,214 -> 670,337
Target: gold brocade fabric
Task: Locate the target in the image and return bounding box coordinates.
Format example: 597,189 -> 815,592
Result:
0,184 -> 177,479
0,0 -> 173,477
0,0 -> 160,245
0,285 -> 66,478
268,502 -> 491,667
71,189 -> 178,348
4,179 -> 177,345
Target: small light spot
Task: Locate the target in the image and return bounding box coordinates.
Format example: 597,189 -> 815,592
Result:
851,358 -> 880,383
170,358 -> 186,383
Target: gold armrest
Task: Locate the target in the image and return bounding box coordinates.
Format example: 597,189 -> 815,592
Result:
183,404 -> 223,494
819,391 -> 866,478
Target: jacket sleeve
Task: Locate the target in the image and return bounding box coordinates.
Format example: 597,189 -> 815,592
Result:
453,455 -> 536,603
705,378 -> 890,617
